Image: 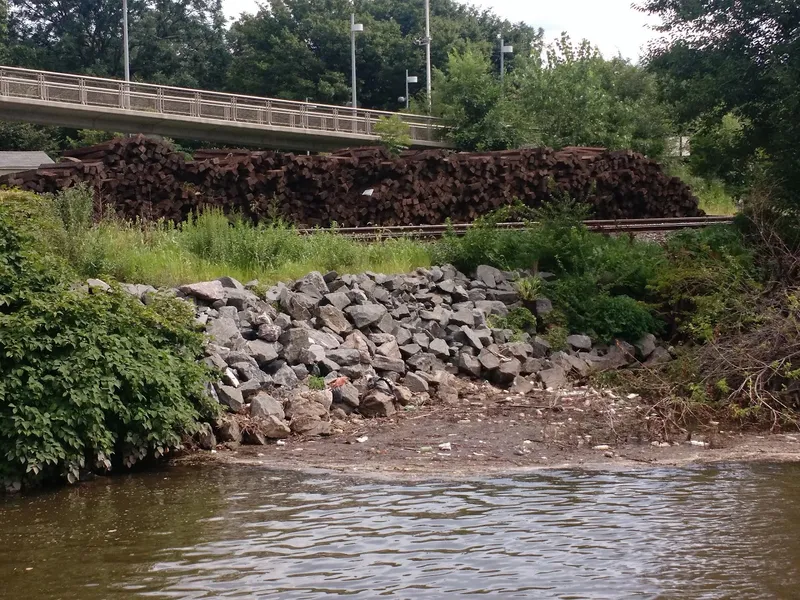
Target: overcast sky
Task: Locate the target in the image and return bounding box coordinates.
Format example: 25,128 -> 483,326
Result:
223,0 -> 661,61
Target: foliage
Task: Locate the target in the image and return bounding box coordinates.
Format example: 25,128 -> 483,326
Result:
543,324 -> 568,352
665,161 -> 737,216
488,307 -> 537,338
374,115 -> 412,156
650,225 -> 761,342
7,0 -> 229,89
308,376 -> 326,391
641,0 -> 800,197
514,276 -> 542,302
0,121 -> 61,154
0,191 -> 215,488
66,129 -> 123,149
517,35 -> 673,157
432,45 -> 535,150
226,0 -> 541,110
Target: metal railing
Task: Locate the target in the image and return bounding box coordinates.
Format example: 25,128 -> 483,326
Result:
0,65 -> 445,143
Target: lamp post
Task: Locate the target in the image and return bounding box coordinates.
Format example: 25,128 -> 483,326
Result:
498,35 -> 513,84
405,70 -> 418,110
350,14 -> 364,113
424,0 -> 431,113
122,0 -> 130,82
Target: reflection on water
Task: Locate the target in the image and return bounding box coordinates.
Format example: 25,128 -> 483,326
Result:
2,463 -> 800,599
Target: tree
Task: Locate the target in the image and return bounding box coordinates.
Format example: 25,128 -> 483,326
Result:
7,0 -> 229,89
640,0 -> 800,192
226,0 -> 542,110
432,46 -> 535,150
516,35 -> 672,157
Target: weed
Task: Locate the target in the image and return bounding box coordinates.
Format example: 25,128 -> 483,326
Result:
308,376 -> 326,391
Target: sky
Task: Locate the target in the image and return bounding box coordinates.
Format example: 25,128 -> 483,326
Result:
222,0 -> 662,62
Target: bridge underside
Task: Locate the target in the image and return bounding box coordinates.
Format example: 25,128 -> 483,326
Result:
0,97 -> 447,152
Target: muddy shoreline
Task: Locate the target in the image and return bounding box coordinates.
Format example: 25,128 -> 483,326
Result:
177,384 -> 800,478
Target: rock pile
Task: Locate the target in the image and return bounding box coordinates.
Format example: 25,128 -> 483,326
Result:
120,265 -> 670,447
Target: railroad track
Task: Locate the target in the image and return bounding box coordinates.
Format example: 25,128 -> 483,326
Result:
297,216 -> 735,240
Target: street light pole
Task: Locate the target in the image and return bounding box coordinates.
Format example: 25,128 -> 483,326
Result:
405,70 -> 418,110
122,0 -> 130,82
424,0 -> 431,113
350,13 -> 358,111
499,36 -> 513,84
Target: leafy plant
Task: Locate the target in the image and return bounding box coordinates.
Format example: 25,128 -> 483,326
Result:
308,376 -> 326,391
374,115 -> 412,157
515,276 -> 542,302
0,192 -> 216,489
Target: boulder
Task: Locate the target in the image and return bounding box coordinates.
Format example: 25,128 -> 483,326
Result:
458,352 -> 483,377
645,346 -> 672,366
285,398 -> 329,421
217,276 -> 245,290
636,333 -> 657,359
273,364 -> 300,387
341,331 -> 374,363
224,288 -> 260,310
280,290 -> 317,321
295,271 -> 329,298
511,376 -> 534,395
207,317 -> 242,346
290,417 -> 331,436
377,339 -> 403,360
372,355 -> 407,374
215,417 -> 242,443
303,344 -> 327,364
195,423 -> 216,450
327,348 -> 362,366
317,305 -> 352,335
333,382 -> 360,408
261,415 -> 291,439
460,326 -> 484,350
539,366 -> 568,390
307,329 -> 342,350
534,297 -> 553,316
393,385 -> 413,406
324,291 -> 352,310
246,340 -> 280,366
476,265 -> 504,288
280,329 -> 312,365
530,336 -> 551,358
257,324 -> 282,343
478,348 -> 501,371
242,428 -> 267,445
250,393 -> 285,420
429,338 -> 451,360
180,281 -> 226,303
404,372 -> 430,393
475,300 -> 509,317
566,334 -> 593,351
399,343 -> 422,358
496,358 -> 522,384
216,385 -> 244,413
345,304 -> 387,328
360,390 -> 397,418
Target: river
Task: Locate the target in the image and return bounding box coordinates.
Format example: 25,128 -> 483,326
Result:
2,463 -> 799,599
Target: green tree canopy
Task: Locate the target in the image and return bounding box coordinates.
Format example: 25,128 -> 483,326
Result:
640,0 -> 800,192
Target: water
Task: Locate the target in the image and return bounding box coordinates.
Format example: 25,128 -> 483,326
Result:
2,463 -> 800,599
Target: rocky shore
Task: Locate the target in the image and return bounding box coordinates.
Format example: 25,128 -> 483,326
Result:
116,263 -> 675,453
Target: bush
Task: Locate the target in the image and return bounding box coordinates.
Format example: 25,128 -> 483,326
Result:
374,115 -> 412,157
0,192 -> 215,489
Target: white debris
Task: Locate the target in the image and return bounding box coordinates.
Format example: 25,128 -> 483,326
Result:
690,440 -> 709,447
438,442 -> 452,451
593,444 -> 610,450
356,435 -> 369,443
276,440 -> 286,446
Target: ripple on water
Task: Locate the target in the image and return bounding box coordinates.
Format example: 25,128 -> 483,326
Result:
1,464 -> 800,599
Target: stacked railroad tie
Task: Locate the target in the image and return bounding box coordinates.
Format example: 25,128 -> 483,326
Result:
0,136 -> 703,225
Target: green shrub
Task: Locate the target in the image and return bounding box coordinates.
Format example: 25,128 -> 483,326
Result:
308,376 -> 326,391
515,276 -> 542,301
0,192 -> 215,488
374,115 -> 412,157
488,307 -> 537,339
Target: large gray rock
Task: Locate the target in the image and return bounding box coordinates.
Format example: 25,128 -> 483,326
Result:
345,304 -> 387,328
246,340 -> 280,366
478,348 -> 501,371
121,283 -> 157,302
215,417 -> 241,443
195,423 -> 216,450
324,291 -> 352,310
317,305 -> 352,335
333,382 -> 360,408
501,342 -> 533,360
530,337 -> 552,358
273,364 -> 300,387
290,417 -> 331,436
207,317 -> 242,346
280,329 -> 312,365
295,271 -> 329,298
285,398 -> 329,421
460,326 -> 484,350
458,352 -> 483,377
234,363 -> 272,384
377,339 -> 402,360
404,371 -> 430,393
476,265 -> 505,288
225,288 -> 260,310
450,309 -> 475,327
540,365 -> 568,390
636,333 -> 657,359
534,297 -> 553,316
250,392 -> 285,420
372,355 -> 406,374
360,390 -> 397,418
406,352 -> 445,373
429,338 -> 451,360
566,334 -> 593,351
399,343 -> 422,358
217,276 -> 245,290
280,290 -> 317,321
645,346 -> 671,366
303,344 -> 327,364
327,348 -> 362,366
257,324 -> 282,343
180,281 -> 226,303
307,329 -> 342,350
216,385 -> 244,413
475,300 -> 509,317
342,331 -> 374,363
261,415 -> 291,439
496,358 -> 522,384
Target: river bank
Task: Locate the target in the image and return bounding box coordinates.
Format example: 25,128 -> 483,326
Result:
178,381 -> 800,478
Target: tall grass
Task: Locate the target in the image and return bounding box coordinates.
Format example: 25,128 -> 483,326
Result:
58,207 -> 431,287
667,161 -> 738,216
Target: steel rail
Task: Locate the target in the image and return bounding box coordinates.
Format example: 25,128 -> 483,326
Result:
296,216 -> 734,239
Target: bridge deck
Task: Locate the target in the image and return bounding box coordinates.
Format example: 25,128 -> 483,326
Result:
0,66 -> 451,151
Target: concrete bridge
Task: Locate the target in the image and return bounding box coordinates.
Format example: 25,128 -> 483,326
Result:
0,66 -> 450,152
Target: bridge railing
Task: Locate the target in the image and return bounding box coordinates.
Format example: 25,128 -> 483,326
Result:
0,66 -> 445,143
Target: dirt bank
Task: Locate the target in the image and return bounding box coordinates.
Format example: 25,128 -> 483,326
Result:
178,382 -> 800,478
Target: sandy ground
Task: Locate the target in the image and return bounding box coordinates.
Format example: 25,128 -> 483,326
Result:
178,382 -> 800,478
